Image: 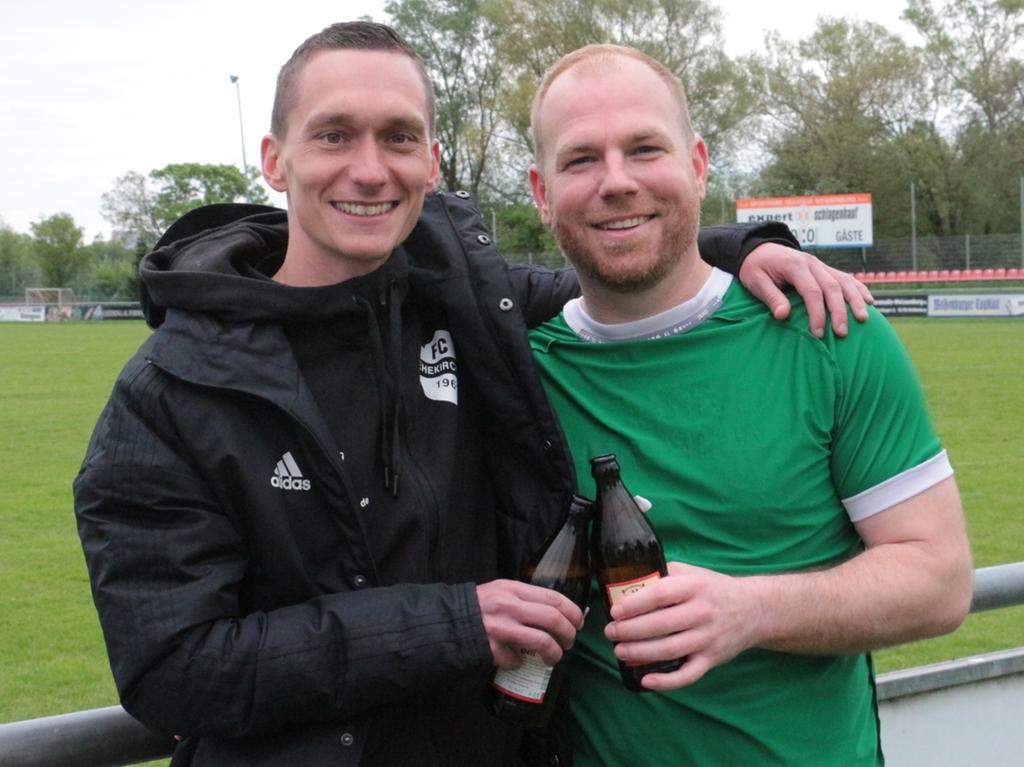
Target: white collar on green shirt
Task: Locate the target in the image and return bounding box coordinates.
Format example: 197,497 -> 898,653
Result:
563,268 -> 733,343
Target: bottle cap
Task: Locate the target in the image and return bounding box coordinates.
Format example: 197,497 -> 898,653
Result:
569,494 -> 594,517
590,454 -> 620,478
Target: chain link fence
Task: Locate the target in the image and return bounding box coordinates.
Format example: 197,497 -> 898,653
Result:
3,233 -> 1022,301
771,233 -> 1024,275
503,233 -> 1024,274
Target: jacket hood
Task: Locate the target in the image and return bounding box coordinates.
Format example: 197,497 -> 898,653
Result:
142,202 -> 413,496
139,203 -> 406,328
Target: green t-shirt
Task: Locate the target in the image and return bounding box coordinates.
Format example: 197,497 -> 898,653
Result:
530,279 -> 944,766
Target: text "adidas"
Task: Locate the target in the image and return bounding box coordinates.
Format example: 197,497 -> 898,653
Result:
271,451 -> 311,491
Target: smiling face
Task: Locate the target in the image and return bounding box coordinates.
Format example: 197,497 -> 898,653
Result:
261,49 -> 440,286
530,54 -> 709,310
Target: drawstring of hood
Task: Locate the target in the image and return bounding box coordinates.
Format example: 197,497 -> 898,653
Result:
356,276 -> 404,497
386,278 -> 403,497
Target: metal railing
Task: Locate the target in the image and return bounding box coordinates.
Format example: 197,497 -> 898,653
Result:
0,706 -> 173,767
2,562 -> 1023,767
876,561 -> 1024,703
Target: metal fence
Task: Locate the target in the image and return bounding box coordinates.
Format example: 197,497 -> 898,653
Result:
2,233 -> 1022,298
501,233 -> 1024,274
813,234 -> 1024,275
1,562 -> 1022,767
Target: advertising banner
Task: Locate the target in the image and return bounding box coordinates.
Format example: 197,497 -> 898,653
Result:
0,305 -> 45,321
736,193 -> 873,248
0,303 -> 145,321
78,303 -> 145,320
928,294 -> 1024,318
872,296 -> 929,317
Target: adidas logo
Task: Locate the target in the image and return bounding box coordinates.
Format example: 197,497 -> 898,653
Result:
270,451 -> 311,491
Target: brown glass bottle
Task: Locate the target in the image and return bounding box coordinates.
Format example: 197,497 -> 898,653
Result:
488,495 -> 593,727
591,453 -> 682,691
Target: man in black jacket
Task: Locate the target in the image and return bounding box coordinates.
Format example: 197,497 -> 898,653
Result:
74,21 -> 869,767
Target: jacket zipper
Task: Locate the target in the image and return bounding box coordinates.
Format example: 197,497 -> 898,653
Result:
145,359 -> 380,584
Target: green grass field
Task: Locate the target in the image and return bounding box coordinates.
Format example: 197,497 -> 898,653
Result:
0,317 -> 1021,726
875,318 -> 1024,672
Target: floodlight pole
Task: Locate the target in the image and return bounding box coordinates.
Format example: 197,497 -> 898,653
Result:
1019,176 -> 1023,267
230,75 -> 251,203
910,181 -> 918,271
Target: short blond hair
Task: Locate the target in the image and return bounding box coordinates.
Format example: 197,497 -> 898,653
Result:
530,44 -> 694,164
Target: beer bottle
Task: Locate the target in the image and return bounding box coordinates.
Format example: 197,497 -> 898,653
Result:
488,495 -> 593,727
590,453 -> 682,691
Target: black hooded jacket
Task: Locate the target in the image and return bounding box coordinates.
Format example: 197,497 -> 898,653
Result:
74,191 -> 795,766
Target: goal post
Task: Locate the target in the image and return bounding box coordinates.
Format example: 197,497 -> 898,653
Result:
25,287 -> 75,305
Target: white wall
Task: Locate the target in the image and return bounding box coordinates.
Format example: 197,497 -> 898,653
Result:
878,651 -> 1024,767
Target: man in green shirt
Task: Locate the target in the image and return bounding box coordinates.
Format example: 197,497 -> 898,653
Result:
527,44 -> 974,765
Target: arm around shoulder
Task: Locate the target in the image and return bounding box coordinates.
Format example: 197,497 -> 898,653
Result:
509,263 -> 581,327
697,221 -> 799,275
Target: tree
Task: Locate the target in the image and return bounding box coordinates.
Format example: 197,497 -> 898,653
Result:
749,19 -> 953,237
0,225 -> 34,296
84,238 -> 139,300
494,0 -> 761,168
492,201 -> 557,258
151,163 -> 269,224
904,0 -> 1024,233
754,19 -> 933,183
29,213 -> 88,288
386,0 -> 510,199
102,163 -> 269,249
100,170 -> 163,247
89,259 -> 139,300
904,0 -> 1024,132
386,0 -> 760,211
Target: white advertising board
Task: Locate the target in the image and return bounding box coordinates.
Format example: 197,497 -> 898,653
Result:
928,294 -> 1024,317
0,305 -> 45,322
736,193 -> 873,248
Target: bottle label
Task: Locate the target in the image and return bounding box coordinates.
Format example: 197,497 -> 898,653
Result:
604,571 -> 661,606
605,572 -> 662,668
491,649 -> 553,703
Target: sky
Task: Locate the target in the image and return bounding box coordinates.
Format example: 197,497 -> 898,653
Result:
0,0 -> 919,240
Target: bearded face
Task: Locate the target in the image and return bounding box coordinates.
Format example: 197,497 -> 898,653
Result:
550,179 -> 701,295
530,56 -> 707,299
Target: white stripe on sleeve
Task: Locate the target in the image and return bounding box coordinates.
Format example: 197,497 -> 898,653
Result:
842,450 -> 954,523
